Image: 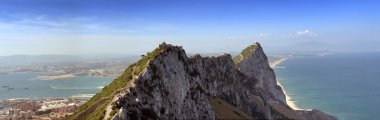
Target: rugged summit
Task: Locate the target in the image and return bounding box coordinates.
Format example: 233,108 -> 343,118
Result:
69,42 -> 336,120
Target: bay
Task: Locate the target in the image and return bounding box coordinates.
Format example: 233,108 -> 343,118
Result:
275,52 -> 380,120
0,72 -> 113,100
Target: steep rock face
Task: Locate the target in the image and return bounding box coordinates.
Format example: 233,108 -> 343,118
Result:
234,43 -> 286,103
112,45 -> 268,119
107,42 -> 336,120
69,42 -> 336,120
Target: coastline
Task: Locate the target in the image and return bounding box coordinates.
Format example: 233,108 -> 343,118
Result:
269,57 -> 289,69
39,74 -> 76,80
269,56 -> 301,110
277,80 -> 301,110
38,74 -> 116,80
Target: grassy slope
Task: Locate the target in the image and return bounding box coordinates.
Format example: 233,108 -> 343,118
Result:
68,47 -> 162,120
69,44 -> 260,120
233,44 -> 257,65
209,96 -> 254,120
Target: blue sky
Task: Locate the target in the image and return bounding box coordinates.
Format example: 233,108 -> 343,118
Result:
0,0 -> 379,55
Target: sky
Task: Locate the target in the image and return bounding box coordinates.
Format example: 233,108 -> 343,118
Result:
0,0 -> 380,56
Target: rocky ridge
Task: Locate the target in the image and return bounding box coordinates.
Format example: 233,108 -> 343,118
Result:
70,42 -> 336,120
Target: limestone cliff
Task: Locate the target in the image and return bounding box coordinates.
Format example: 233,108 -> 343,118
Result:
69,42 -> 336,120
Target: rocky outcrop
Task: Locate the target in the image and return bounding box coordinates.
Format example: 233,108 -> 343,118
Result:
71,42 -> 336,120
234,43 -> 286,104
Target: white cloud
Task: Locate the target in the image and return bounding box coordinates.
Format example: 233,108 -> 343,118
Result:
294,30 -> 317,37
259,33 -> 270,37
0,15 -> 147,37
0,14 -> 185,37
224,35 -> 253,40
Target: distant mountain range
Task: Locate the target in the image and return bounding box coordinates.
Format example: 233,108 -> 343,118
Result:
0,55 -> 140,66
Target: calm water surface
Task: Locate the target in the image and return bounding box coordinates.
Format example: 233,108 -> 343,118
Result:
0,72 -> 113,100
275,52 -> 380,120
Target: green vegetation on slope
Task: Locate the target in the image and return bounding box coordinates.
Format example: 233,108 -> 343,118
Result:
68,46 -> 163,120
209,96 -> 254,120
233,44 -> 258,64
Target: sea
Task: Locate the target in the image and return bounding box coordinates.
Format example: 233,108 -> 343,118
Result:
0,72 -> 113,100
1,53 -> 379,119
275,52 -> 380,120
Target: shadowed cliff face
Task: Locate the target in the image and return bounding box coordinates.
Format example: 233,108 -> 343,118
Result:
234,43 -> 286,104
71,42 -> 336,120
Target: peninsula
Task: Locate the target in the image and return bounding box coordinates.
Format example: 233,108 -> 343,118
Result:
69,42 -> 335,120
39,74 -> 76,80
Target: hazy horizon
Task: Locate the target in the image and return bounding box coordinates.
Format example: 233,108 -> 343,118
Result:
1,0 -> 380,56
1,1 -> 380,119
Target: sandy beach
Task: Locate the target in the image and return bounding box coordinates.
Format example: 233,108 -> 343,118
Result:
39,74 -> 76,80
269,57 -> 289,69
269,56 -> 301,110
277,81 -> 301,110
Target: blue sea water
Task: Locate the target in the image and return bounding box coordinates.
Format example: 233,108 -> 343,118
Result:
0,72 -> 113,100
275,52 -> 380,120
